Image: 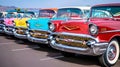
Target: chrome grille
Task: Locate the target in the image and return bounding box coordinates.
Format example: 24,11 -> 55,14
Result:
6,26 -> 14,32
29,30 -> 50,39
54,34 -> 94,48
16,28 -> 27,35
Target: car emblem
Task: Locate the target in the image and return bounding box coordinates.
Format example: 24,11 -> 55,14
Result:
63,26 -> 79,30
35,24 -> 42,27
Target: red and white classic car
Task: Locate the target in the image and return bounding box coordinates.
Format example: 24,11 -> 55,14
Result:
50,3 -> 120,67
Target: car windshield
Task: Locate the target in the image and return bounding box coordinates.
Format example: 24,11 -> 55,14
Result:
5,13 -> 16,18
56,8 -> 84,19
23,12 -> 35,18
91,6 -> 120,18
16,13 -> 24,18
39,10 -> 55,17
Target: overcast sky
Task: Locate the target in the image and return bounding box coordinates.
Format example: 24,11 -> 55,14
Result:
0,0 -> 120,8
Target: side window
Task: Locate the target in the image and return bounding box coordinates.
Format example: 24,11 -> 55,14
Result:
92,10 -> 112,18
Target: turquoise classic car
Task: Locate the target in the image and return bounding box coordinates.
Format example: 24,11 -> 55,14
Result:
26,8 -> 57,44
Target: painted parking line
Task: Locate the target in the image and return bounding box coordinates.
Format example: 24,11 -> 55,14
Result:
0,42 -> 14,46
0,42 -> 14,44
11,47 -> 40,51
40,56 -> 64,61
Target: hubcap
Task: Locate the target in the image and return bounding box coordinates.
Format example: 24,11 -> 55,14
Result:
108,44 -> 116,61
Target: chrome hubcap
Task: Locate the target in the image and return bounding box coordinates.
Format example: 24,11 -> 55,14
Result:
108,44 -> 116,61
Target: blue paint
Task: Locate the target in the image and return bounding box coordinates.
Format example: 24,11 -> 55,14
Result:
27,18 -> 50,31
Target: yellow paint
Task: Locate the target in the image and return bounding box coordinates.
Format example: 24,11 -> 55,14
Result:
14,18 -> 30,28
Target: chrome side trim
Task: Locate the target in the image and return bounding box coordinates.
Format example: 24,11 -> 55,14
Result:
100,30 -> 120,33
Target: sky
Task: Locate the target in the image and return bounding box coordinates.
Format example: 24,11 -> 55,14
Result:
0,0 -> 120,8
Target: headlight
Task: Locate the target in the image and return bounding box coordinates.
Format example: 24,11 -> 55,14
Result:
27,23 -> 29,27
49,23 -> 55,31
89,24 -> 98,35
26,21 -> 29,27
12,21 -> 15,26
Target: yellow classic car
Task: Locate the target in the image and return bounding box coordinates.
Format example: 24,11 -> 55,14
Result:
13,11 -> 35,39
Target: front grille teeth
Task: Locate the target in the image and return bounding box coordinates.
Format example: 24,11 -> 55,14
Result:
16,28 -> 27,35
54,34 -> 94,48
29,30 -> 50,39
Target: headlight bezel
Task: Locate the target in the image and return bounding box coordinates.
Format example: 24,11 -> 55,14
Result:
12,21 -> 16,26
89,24 -> 98,35
26,21 -> 29,27
49,23 -> 55,31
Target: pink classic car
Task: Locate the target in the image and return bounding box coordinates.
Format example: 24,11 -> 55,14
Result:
3,12 -> 17,35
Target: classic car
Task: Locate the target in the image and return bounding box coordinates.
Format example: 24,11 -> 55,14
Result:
3,12 -> 17,35
26,8 -> 57,44
0,12 -> 7,33
13,11 -> 35,39
50,3 -> 120,67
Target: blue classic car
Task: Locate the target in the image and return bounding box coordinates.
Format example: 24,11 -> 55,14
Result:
0,12 -> 7,33
26,8 -> 57,44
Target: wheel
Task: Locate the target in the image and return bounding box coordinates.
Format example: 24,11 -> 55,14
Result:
99,39 -> 120,67
61,51 -> 75,57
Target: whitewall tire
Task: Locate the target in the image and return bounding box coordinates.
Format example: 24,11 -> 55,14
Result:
99,39 -> 120,67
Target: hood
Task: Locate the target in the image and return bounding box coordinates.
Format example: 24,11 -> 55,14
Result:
14,18 -> 30,28
4,18 -> 14,26
56,20 -> 89,34
27,18 -> 50,31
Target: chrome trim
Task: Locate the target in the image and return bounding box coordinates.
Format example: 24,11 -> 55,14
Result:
0,24 -> 5,33
52,32 -> 99,42
50,32 -> 108,56
27,29 -> 51,44
13,31 -> 27,39
4,26 -> 14,35
58,38 -> 83,43
27,34 -> 49,44
28,29 -> 52,33
100,30 -> 120,33
50,40 -> 108,56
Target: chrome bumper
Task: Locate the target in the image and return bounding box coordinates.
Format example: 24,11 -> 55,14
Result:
4,26 -> 14,35
0,24 -> 5,33
13,31 -> 27,39
26,29 -> 51,44
50,32 -> 108,56
27,34 -> 49,44
0,29 -> 4,33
